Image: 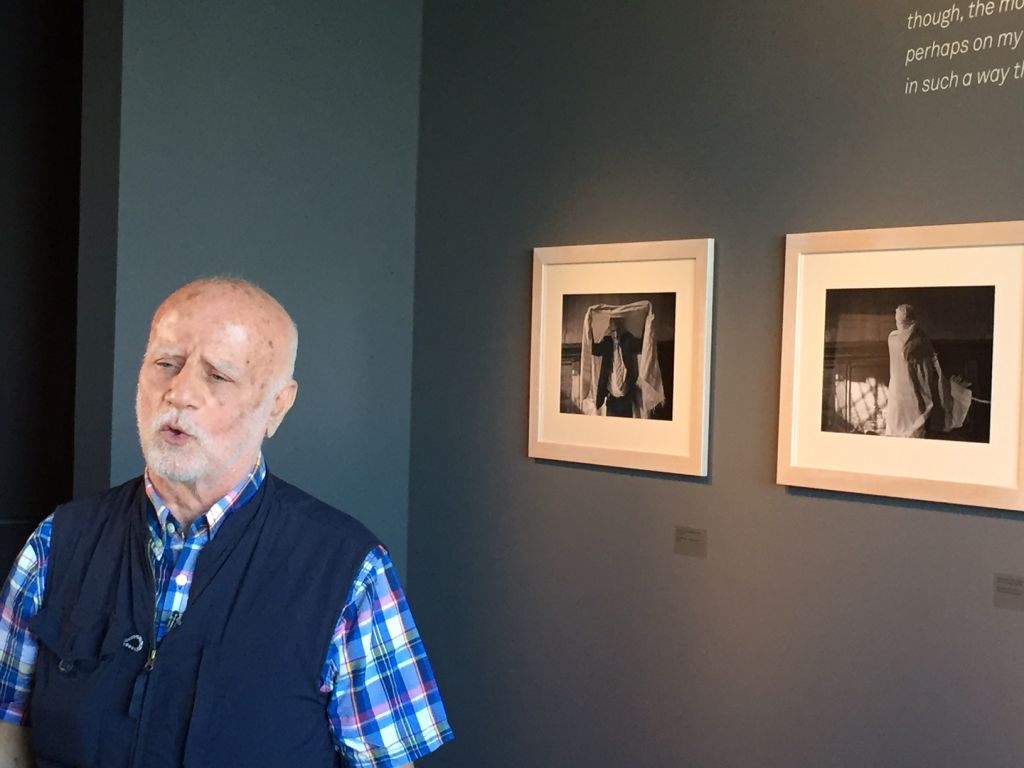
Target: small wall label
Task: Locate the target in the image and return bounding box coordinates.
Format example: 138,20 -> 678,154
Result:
994,573 -> 1024,612
674,526 -> 708,559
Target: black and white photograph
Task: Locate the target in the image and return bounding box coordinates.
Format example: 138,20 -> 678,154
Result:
529,238 -> 713,476
559,292 -> 676,420
821,286 -> 994,443
777,220 -> 1024,511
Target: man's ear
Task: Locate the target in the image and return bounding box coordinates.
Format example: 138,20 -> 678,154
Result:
265,380 -> 298,438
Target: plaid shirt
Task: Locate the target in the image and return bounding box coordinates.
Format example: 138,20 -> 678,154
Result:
0,457 -> 452,767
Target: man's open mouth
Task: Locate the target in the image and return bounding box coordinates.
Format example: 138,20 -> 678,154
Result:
160,424 -> 192,442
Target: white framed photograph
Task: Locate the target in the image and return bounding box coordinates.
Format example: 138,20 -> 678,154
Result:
777,220 -> 1024,510
529,239 -> 714,475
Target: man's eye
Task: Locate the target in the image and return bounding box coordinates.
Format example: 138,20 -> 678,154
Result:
210,373 -> 229,383
155,361 -> 176,370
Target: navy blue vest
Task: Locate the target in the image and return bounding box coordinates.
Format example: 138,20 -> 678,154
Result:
27,474 -> 378,768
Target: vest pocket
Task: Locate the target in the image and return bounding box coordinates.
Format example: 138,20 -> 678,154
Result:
28,606 -> 140,767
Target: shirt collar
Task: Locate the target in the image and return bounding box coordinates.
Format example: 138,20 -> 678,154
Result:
144,453 -> 267,538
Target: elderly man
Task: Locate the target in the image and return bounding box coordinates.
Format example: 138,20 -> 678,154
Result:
0,278 -> 452,767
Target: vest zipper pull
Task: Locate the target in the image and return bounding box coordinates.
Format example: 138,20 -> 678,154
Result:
144,647 -> 157,671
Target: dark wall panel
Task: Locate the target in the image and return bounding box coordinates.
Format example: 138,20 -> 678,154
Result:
106,0 -> 422,571
410,2 -> 1024,766
0,3 -> 81,543
74,0 -> 121,499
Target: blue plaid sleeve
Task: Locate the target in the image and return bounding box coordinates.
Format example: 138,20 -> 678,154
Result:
323,545 -> 453,767
0,515 -> 51,724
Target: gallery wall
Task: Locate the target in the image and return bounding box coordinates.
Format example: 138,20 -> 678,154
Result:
0,4 -> 81,568
409,2 -> 1024,766
74,0 -> 122,500
77,0 -> 423,571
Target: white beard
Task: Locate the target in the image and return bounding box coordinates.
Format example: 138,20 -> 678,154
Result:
138,409 -> 212,484
137,404 -> 270,486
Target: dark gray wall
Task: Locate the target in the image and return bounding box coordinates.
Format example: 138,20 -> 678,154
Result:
74,0 -> 121,499
99,0 -> 422,570
410,2 -> 1024,766
0,4 -> 81,567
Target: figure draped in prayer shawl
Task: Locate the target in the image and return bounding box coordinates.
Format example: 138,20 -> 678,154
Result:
578,301 -> 666,418
885,303 -> 971,438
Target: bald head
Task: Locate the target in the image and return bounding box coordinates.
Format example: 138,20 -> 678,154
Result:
150,277 -> 298,395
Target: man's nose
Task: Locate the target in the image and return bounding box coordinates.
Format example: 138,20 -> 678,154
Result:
164,362 -> 203,409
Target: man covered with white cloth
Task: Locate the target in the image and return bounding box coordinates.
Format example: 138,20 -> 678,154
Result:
885,303 -> 972,438
578,300 -> 666,419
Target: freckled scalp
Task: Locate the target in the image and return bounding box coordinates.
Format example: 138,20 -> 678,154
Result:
149,277 -> 299,387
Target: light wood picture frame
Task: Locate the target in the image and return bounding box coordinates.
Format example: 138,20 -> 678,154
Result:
529,239 -> 714,475
777,220 -> 1024,511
